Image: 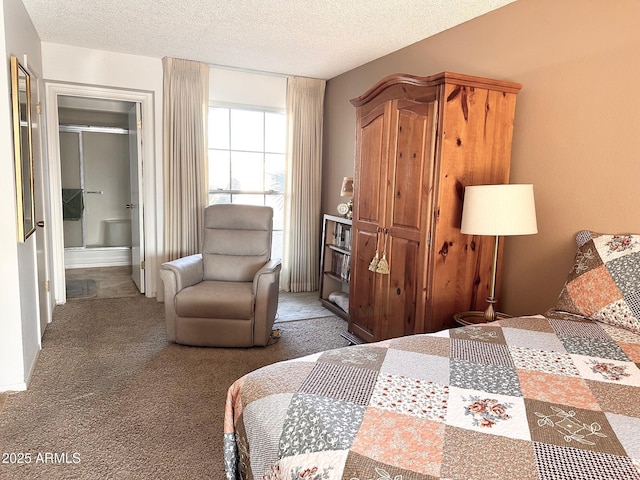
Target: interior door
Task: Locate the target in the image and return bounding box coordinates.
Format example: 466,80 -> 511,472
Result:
128,104 -> 144,293
31,73 -> 52,337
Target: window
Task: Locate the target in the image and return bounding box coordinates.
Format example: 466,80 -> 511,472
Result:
208,107 -> 286,260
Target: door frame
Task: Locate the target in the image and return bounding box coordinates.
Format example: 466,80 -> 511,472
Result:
45,82 -> 156,304
25,63 -> 54,337
128,103 -> 145,293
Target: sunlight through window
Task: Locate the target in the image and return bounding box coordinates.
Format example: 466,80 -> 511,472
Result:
208,107 -> 286,260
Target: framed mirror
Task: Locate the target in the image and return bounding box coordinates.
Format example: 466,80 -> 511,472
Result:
10,55 -> 35,242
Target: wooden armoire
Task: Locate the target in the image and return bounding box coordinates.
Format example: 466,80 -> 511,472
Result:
348,72 -> 521,343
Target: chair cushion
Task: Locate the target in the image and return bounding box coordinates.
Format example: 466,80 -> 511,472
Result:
175,280 -> 254,319
202,204 -> 273,282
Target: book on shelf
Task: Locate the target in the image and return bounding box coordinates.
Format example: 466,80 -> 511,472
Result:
343,228 -> 351,250
330,251 -> 351,282
332,223 -> 351,250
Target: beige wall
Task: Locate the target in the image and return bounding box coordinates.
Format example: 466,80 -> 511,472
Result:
322,0 -> 640,316
1,0 -> 43,390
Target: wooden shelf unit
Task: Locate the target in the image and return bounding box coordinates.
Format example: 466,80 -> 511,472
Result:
319,214 -> 352,321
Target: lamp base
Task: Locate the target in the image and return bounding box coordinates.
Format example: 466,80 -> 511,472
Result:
454,310 -> 510,326
483,297 -> 497,322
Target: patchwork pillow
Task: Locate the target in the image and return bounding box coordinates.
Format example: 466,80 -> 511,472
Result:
554,230 -> 640,334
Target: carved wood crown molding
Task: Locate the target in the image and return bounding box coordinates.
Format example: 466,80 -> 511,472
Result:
350,72 -> 522,107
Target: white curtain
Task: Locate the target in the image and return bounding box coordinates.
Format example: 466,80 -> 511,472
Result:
159,57 -> 209,300
280,76 -> 326,292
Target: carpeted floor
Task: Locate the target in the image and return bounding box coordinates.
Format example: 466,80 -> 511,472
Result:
276,290 -> 331,322
0,296 -> 349,479
65,279 -> 98,299
65,266 -> 140,301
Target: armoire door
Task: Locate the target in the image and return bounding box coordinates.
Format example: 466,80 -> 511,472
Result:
379,99 -> 436,340
350,98 -> 436,342
349,102 -> 388,343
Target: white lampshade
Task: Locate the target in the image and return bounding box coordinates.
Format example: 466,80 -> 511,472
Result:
461,184 -> 537,236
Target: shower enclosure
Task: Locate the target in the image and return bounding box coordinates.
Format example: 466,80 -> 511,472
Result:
59,97 -> 135,268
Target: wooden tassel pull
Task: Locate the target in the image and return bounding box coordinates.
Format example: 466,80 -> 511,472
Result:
376,229 -> 390,274
368,228 -> 381,272
376,254 -> 389,274
368,253 -> 379,272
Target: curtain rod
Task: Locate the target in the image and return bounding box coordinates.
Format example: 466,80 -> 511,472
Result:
208,63 -> 289,78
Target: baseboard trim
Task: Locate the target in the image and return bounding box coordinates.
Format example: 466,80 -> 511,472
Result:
65,247 -> 131,269
0,381 -> 27,392
24,347 -> 41,389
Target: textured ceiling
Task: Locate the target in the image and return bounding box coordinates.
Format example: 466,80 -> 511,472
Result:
21,0 -> 516,80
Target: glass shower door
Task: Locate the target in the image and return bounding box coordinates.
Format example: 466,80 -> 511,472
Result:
59,126 -> 131,250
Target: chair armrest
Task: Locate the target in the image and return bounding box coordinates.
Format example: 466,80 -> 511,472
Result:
160,254 -> 204,343
252,258 -> 282,294
252,258 -> 282,346
161,254 -> 204,292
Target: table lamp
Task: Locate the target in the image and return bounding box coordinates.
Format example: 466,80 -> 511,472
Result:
460,184 -> 538,322
337,176 -> 354,219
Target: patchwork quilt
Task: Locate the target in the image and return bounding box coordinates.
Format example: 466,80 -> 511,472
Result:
224,313 -> 640,479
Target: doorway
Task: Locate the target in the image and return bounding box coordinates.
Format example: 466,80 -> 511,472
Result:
58,96 -> 141,298
45,83 -> 155,304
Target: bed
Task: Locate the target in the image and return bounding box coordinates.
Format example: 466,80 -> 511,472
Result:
224,231 -> 640,479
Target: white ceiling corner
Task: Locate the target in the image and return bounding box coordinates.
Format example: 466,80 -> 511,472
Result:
21,0 -> 517,80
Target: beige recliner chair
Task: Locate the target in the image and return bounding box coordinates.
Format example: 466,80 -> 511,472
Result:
160,204 -> 281,347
